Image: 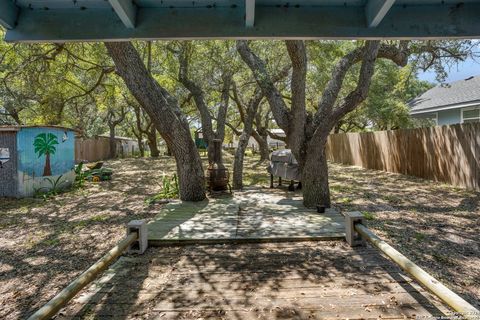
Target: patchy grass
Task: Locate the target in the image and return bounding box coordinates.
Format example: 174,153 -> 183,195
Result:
362,211 -> 375,220
414,232 -> 426,242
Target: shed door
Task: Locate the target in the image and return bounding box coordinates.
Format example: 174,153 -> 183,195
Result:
0,132 -> 17,197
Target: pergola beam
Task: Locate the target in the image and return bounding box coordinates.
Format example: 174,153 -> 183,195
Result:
245,0 -> 255,27
5,4 -> 480,42
0,0 -> 19,30
108,0 -> 137,28
366,0 -> 395,27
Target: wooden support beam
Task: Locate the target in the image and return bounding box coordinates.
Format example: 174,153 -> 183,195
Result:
5,3 -> 480,42
108,0 -> 137,28
0,0 -> 19,30
366,0 -> 395,27
245,0 -> 255,27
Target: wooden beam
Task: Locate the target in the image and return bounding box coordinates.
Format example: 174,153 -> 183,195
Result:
355,223 -> 480,318
245,0 -> 255,27
366,0 -> 395,27
27,232 -> 138,320
108,0 -> 136,28
5,4 -> 480,42
0,0 -> 19,30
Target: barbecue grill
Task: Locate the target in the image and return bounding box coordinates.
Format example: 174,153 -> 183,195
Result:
268,149 -> 301,191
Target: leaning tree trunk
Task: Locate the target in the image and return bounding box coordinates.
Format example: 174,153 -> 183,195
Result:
105,42 -> 205,201
301,137 -> 331,208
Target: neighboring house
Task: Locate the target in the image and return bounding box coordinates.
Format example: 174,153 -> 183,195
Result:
410,76 -> 480,125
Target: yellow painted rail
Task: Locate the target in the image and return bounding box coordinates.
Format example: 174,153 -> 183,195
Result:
27,232 -> 138,320
355,223 -> 479,319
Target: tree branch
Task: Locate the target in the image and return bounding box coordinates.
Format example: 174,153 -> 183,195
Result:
236,40 -> 291,132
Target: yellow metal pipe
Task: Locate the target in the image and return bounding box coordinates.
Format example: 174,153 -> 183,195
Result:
355,223 -> 479,319
27,232 -> 138,320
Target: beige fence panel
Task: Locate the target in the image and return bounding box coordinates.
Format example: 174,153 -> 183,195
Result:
326,123 -> 479,190
75,137 -> 111,162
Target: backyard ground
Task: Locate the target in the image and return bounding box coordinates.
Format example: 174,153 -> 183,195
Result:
0,152 -> 479,319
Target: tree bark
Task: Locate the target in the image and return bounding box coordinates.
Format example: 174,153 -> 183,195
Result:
301,141 -> 331,208
105,42 -> 205,201
108,125 -> 117,159
137,137 -> 145,157
175,44 -> 231,163
252,129 -> 270,161
147,126 -> 160,157
232,89 -> 263,189
238,40 -> 387,207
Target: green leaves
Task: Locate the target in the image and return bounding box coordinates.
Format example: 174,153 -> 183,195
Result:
33,132 -> 59,157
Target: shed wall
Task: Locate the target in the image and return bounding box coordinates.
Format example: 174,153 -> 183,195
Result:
16,127 -> 75,197
0,132 -> 18,197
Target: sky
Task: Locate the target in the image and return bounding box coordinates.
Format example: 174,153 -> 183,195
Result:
418,57 -> 480,84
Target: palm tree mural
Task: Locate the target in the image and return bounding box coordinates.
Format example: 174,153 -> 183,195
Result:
33,133 -> 59,176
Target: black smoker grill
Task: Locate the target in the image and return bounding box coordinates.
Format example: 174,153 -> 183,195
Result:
268,149 -> 302,191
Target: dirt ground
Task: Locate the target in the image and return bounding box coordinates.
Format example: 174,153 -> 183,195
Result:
328,163 -> 480,309
0,154 -> 479,319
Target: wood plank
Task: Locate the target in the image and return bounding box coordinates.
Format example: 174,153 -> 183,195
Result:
147,188 -> 346,244
62,243 -> 450,319
326,123 -> 480,191
0,0 -> 19,30
8,4 -> 480,42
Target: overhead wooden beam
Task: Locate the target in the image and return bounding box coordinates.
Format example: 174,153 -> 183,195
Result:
366,0 -> 395,27
108,0 -> 137,28
5,4 -> 480,42
0,0 -> 19,30
245,0 -> 255,27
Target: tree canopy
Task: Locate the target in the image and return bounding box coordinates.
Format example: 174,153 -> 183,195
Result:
1,34 -> 477,203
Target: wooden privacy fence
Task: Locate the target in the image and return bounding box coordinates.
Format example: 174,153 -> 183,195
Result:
326,123 -> 480,190
75,136 -> 111,163
75,136 -> 139,162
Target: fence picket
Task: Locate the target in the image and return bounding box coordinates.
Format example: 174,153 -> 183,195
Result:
326,123 -> 480,190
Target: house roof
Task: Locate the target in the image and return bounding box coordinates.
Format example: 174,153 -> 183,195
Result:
3,0 -> 480,41
0,125 -> 78,132
409,76 -> 480,115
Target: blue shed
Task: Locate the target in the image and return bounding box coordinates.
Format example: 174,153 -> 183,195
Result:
0,125 -> 76,198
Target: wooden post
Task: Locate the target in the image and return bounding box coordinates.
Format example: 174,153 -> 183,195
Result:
270,174 -> 274,188
354,223 -> 479,319
27,232 -> 138,320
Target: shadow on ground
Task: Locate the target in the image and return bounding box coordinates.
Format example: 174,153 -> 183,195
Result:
62,242 -> 450,320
